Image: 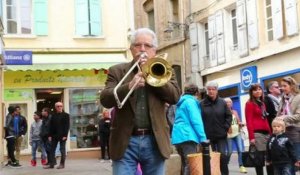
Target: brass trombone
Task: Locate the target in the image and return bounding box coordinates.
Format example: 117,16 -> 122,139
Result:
113,53 -> 172,109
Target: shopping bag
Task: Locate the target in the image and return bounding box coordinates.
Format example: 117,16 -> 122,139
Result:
242,144 -> 265,167
187,152 -> 221,175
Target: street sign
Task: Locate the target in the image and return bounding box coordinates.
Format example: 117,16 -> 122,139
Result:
240,66 -> 257,92
4,50 -> 32,65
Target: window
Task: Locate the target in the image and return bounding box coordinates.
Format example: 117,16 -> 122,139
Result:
69,88 -> 103,148
170,0 -> 180,38
266,0 -> 273,41
171,0 -> 179,22
3,0 -> 48,35
144,0 -> 155,32
4,0 -> 32,34
204,23 -> 209,58
147,10 -> 155,32
231,9 -> 238,50
75,0 -> 102,36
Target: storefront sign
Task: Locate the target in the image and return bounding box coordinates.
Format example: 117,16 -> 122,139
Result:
4,51 -> 32,65
4,89 -> 33,101
4,70 -> 107,88
240,66 -> 257,92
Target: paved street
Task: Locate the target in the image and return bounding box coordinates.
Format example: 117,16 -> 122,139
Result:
0,154 -> 259,175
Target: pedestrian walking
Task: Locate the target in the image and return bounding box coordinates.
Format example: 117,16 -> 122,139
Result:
224,97 -> 247,174
200,81 -> 232,175
4,106 -> 21,168
245,83 -> 272,175
98,109 -> 111,162
100,27 -> 181,175
265,81 -> 282,130
172,83 -> 207,175
14,106 -> 28,163
44,102 -> 70,169
266,118 -> 300,175
40,107 -> 53,166
277,76 -> 300,174
29,111 -> 46,166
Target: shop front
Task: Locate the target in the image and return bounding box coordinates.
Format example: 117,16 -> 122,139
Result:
3,67 -> 112,157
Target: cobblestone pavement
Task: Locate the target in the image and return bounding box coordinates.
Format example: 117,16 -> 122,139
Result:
0,154 -> 261,175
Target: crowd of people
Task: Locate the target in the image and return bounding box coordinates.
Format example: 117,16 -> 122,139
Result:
99,27 -> 300,175
4,102 -> 70,169
3,27 -> 300,175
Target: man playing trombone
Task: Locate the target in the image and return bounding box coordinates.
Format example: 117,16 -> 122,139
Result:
100,28 -> 181,175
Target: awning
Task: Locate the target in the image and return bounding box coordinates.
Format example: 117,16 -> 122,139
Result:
5,53 -> 129,71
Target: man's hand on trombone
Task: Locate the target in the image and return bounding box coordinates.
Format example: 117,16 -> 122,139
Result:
129,72 -> 145,90
128,52 -> 148,90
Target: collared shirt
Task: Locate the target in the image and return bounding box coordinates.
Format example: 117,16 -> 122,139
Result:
134,88 -> 151,129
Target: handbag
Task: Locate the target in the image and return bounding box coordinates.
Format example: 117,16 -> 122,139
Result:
187,150 -> 221,175
242,144 -> 265,167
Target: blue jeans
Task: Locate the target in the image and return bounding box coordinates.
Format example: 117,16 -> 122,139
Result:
292,142 -> 300,174
274,163 -> 293,175
112,135 -> 165,175
227,134 -> 244,166
31,140 -> 46,160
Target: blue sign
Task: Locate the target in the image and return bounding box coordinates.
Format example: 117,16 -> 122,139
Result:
240,66 -> 257,91
4,51 -> 32,65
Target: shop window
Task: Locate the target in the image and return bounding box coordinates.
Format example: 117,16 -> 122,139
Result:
69,88 -> 103,149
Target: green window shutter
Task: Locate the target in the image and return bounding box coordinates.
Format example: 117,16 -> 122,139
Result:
34,0 -> 48,35
75,0 -> 89,35
89,0 -> 102,36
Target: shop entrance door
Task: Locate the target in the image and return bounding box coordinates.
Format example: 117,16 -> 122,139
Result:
35,89 -> 63,112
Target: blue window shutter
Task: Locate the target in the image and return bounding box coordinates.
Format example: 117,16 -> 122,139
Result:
75,0 -> 89,35
34,0 -> 48,35
89,0 -> 102,36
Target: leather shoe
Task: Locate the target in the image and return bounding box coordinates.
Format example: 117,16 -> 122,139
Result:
56,164 -> 64,169
43,165 -> 54,169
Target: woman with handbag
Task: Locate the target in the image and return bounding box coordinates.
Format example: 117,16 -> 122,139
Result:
277,76 -> 300,174
224,98 -> 247,173
245,83 -> 272,175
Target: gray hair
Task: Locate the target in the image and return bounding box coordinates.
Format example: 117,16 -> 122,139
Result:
205,81 -> 219,89
130,28 -> 158,48
224,97 -> 232,103
267,81 -> 278,93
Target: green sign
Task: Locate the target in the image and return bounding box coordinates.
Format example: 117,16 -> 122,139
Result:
4,89 -> 33,101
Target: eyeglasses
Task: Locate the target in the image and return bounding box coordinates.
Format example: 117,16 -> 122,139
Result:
56,106 -> 63,107
132,43 -> 154,49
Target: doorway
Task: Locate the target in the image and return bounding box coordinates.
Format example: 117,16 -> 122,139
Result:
36,89 -> 63,112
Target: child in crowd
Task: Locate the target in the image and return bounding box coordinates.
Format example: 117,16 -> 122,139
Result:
29,111 -> 47,166
266,118 -> 300,175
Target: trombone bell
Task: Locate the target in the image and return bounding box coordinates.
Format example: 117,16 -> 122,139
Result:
142,54 -> 172,87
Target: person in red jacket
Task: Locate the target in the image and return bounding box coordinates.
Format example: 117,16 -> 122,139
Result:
245,83 -> 272,175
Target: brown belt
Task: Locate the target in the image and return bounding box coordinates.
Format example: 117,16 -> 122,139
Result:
132,128 -> 152,136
